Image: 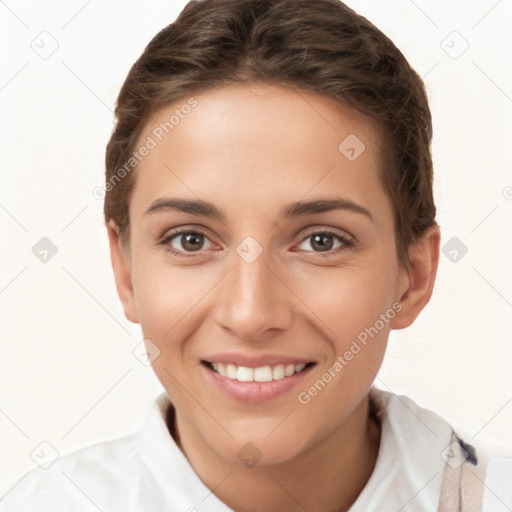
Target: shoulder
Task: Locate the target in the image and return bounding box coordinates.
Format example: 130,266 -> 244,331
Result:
0,393 -> 177,512
368,387 -> 511,510
0,433 -> 153,512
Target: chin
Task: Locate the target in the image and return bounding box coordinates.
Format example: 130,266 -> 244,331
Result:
213,428 -> 314,469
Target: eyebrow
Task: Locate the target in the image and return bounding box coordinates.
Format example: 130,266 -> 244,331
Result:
281,198 -> 373,221
144,197 -> 373,222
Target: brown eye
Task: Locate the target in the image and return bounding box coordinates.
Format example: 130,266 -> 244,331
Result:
296,231 -> 353,254
310,233 -> 335,252
165,231 -> 215,254
178,233 -> 204,251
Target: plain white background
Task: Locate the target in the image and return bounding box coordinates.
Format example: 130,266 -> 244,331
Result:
1,0 -> 511,494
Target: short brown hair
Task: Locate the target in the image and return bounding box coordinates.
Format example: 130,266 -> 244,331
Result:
104,0 -> 436,262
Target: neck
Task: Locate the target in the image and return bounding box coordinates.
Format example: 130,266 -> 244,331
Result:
170,394 -> 381,512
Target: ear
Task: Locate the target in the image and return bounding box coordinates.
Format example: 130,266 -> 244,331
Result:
391,225 -> 440,329
107,222 -> 139,324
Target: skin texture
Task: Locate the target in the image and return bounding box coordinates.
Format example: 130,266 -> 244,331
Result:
108,83 -> 440,512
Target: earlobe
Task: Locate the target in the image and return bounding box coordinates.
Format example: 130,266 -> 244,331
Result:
107,222 -> 139,324
390,225 -> 440,330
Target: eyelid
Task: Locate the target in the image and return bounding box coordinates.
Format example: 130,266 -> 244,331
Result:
160,227 -> 218,257
160,225 -> 356,257
297,225 -> 354,243
293,228 -> 355,255
160,224 -> 216,243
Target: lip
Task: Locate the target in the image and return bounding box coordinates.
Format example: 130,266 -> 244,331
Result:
200,358 -> 316,403
203,352 -> 314,368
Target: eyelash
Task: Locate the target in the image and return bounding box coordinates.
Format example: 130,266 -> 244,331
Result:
160,228 -> 355,259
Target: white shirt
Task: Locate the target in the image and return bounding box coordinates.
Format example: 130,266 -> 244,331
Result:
0,387 -> 508,511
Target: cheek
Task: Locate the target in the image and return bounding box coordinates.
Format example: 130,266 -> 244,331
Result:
292,257 -> 399,344
131,259 -> 214,347
293,266 -> 397,432
132,263 -> 214,405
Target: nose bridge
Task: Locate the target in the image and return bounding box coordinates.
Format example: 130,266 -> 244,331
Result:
214,243 -> 292,340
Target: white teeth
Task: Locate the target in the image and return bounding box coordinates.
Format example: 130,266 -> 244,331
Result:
210,361 -> 309,382
272,364 -> 285,380
254,366 -> 273,382
236,366 -> 254,382
284,364 -> 295,377
226,363 -> 237,379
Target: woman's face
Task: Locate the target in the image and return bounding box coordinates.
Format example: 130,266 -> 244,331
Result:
116,83 -> 411,465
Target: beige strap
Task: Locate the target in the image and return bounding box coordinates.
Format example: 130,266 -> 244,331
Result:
439,432 -> 485,512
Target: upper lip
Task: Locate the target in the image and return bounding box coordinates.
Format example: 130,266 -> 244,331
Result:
202,352 -> 315,368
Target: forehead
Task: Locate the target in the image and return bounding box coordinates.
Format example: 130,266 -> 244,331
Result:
130,83 -> 390,224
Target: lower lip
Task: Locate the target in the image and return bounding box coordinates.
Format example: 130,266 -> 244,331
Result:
201,363 -> 314,403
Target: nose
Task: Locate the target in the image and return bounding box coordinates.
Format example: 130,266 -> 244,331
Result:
213,248 -> 293,342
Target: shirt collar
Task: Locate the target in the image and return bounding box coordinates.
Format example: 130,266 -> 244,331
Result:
349,386 -> 454,510
134,387 -> 454,511
134,392 -> 233,511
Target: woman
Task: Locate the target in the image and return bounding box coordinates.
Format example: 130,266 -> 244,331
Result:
1,0 -> 499,510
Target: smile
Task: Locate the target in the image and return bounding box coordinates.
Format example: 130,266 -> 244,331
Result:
204,361 -> 313,382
